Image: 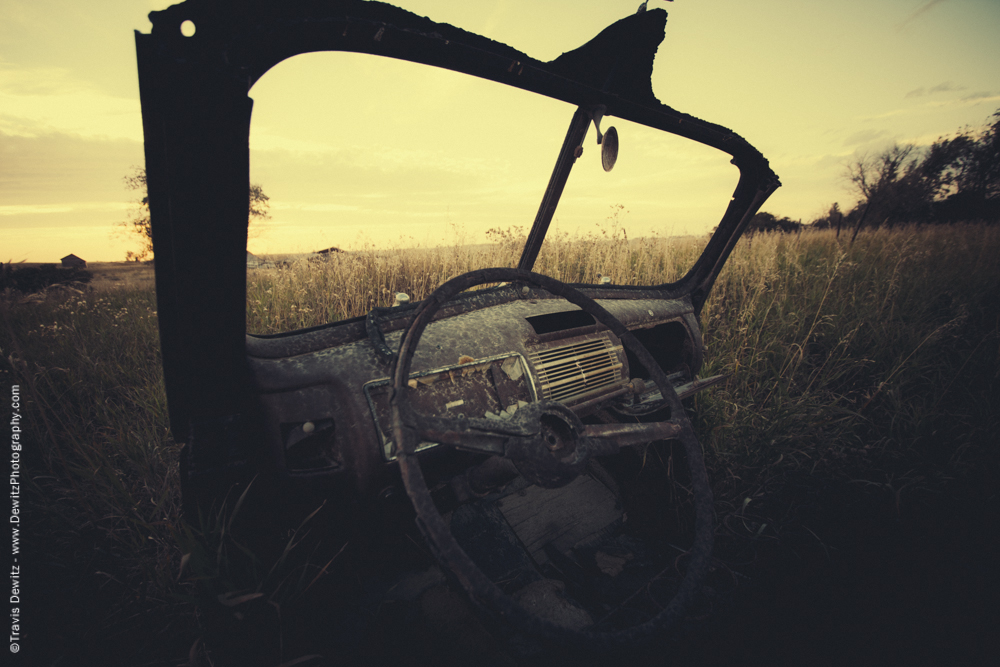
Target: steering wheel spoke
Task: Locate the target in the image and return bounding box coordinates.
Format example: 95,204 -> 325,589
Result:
411,412 -> 532,456
580,420 -> 683,449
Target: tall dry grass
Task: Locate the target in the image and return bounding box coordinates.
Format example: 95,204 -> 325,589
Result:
247,211 -> 706,333
695,224 -> 1000,511
1,220 -> 998,664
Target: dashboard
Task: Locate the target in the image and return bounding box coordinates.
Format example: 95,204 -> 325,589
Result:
247,286 -> 703,494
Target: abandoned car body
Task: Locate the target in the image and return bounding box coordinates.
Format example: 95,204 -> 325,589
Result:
136,0 -> 779,650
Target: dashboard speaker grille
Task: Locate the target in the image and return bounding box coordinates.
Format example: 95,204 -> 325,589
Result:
528,335 -> 624,404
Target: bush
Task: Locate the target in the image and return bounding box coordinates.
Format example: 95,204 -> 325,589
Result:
0,263 -> 91,293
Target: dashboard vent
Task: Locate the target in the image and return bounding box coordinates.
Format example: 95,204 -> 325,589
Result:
528,335 -> 624,405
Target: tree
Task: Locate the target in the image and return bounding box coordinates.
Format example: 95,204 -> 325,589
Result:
829,202 -> 844,237
922,110 -> 1000,221
841,108 -> 1000,237
746,211 -> 802,235
119,167 -> 271,261
807,203 -> 844,235
844,143 -> 924,241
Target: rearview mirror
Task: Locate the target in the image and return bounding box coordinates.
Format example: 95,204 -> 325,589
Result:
602,125 -> 619,172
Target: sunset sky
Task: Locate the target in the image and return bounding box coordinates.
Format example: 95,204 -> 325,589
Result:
2,0 -> 998,262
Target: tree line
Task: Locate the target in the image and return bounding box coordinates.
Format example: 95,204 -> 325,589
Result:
749,108 -> 1000,238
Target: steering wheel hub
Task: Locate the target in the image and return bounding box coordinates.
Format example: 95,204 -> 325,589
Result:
509,402 -> 586,489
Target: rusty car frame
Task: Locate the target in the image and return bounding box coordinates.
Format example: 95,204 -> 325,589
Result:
136,0 -> 780,652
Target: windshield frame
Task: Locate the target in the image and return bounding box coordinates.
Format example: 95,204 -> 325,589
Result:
135,0 -> 780,447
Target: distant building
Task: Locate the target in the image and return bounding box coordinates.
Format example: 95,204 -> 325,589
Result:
61,254 -> 87,268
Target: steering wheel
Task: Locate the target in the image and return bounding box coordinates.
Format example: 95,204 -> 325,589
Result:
389,267 -> 714,650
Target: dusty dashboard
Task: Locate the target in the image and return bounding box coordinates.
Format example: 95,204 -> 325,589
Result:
247,284 -> 704,492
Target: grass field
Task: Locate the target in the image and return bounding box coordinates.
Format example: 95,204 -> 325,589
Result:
2,223 -> 999,665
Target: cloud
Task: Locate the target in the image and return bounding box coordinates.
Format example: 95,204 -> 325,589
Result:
905,81 -> 968,99
0,64 -> 142,141
250,133 -> 504,182
813,153 -> 854,169
0,202 -> 129,216
843,129 -> 889,147
0,130 -> 142,204
860,108 -> 911,121
930,81 -> 967,93
896,0 -> 951,33
961,91 -> 998,102
270,202 -> 360,213
0,64 -> 76,96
